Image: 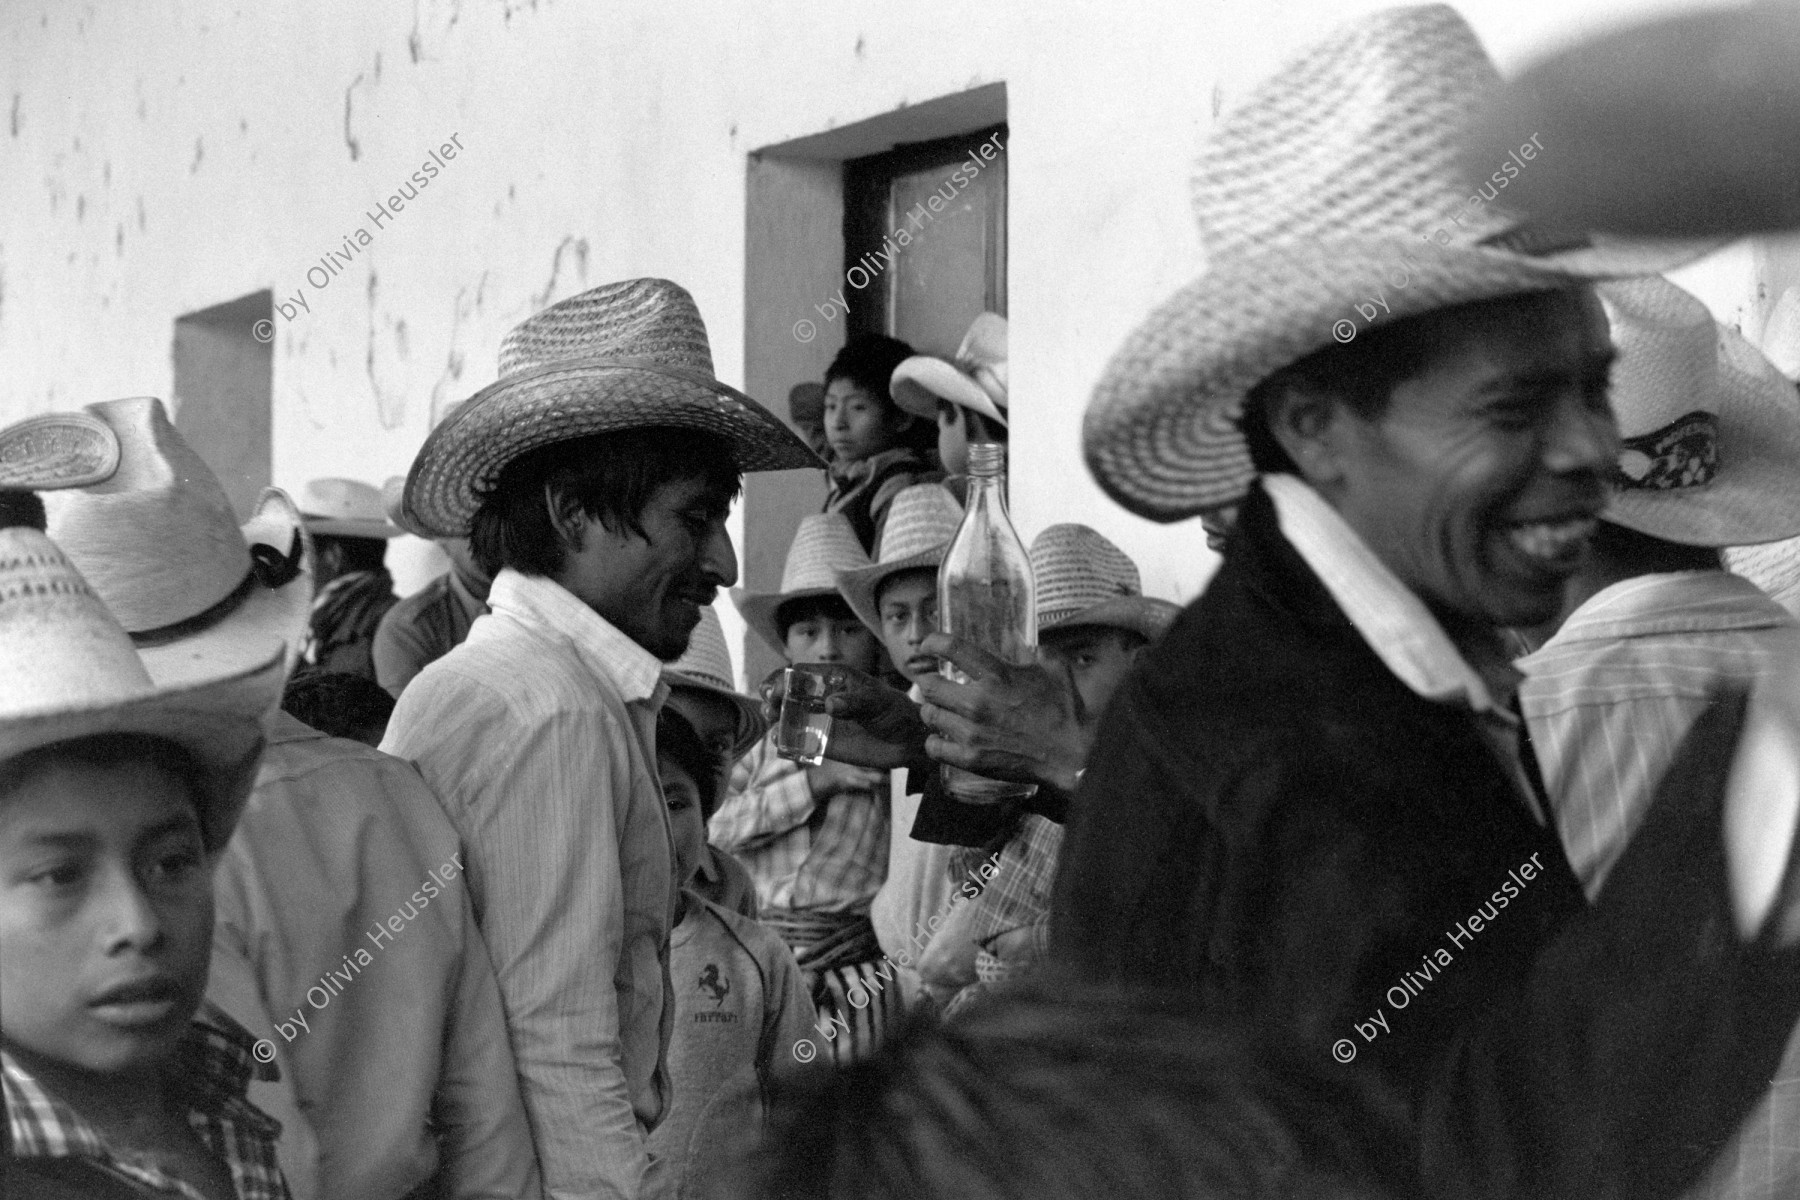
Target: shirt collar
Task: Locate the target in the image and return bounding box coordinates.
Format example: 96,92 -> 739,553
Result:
1537,570 -> 1794,647
1263,473 -> 1509,717
488,569 -> 668,706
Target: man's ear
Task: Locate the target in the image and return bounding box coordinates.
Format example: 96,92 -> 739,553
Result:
1264,378 -> 1353,490
542,484 -> 588,553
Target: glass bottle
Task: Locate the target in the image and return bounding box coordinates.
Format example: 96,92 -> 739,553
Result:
938,441 -> 1038,803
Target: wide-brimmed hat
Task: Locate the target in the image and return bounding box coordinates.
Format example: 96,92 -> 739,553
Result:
403,278 -> 820,538
1031,524 -> 1181,644
1598,277 -> 1800,548
1762,287 -> 1800,383
663,604 -> 765,761
1465,2 -> 1800,239
891,313 -> 1009,428
1082,4 -> 1713,524
836,484 -> 964,635
299,478 -> 404,539
0,411 -> 121,490
42,397 -> 312,688
733,513 -> 871,654
0,527 -> 280,853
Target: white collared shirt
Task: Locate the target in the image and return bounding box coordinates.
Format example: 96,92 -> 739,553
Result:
383,568 -> 676,1200
1262,473 -> 1543,824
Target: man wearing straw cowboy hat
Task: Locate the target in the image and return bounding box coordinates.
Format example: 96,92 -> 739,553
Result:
0,423 -> 292,1197
294,477 -> 404,681
1520,277 -> 1800,1200
44,396 -> 542,1200
1056,6 -> 1800,1197
383,277 -> 816,1200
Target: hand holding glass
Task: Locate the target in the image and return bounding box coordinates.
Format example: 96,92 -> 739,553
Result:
775,664 -> 843,765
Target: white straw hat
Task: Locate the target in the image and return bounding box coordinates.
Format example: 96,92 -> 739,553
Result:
663,604 -> 765,761
1599,277 -> 1800,547
1082,4 -> 1713,524
0,411 -> 121,490
1031,524 -> 1181,643
299,478 -> 404,539
890,313 -> 1009,427
403,278 -> 820,537
1762,287 -> 1800,383
43,397 -> 312,688
0,527 -> 281,853
732,513 -> 871,655
836,484 -> 964,635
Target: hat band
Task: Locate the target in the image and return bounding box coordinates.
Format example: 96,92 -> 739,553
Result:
1615,410 -> 1718,492
130,531 -> 304,648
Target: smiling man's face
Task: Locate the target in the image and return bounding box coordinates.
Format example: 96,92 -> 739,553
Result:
1305,287 -> 1619,630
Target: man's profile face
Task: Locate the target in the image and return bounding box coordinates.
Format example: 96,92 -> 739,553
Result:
1317,287 -> 1617,630
563,474 -> 740,660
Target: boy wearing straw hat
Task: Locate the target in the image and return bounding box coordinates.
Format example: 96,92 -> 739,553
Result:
295,478 -> 403,681
383,278 -> 816,1200
46,398 -> 542,1200
1520,278 -> 1800,1200
714,513 -> 891,1061
1057,7 -> 1800,1197
0,522 -> 292,1199
890,312 -> 1009,485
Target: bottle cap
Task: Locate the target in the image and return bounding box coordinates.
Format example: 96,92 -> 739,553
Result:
966,441 -> 1006,477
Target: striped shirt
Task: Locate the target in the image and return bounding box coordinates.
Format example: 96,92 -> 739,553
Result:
4,1004 -> 289,1200
382,569 -> 678,1200
710,735 -> 888,914
1520,570 -> 1800,1200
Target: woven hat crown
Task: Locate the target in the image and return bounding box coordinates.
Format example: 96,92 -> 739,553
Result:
0,528 -> 156,718
300,478 -> 389,525
1197,4 -> 1512,260
1030,524 -> 1142,625
780,514 -> 870,592
668,605 -> 736,694
873,485 -> 965,565
42,397 -> 253,635
498,278 -> 716,380
0,411 -> 120,490
1600,279 -> 1720,437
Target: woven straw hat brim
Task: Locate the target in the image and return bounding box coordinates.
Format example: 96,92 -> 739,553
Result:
134,487 -> 313,689
406,358 -> 822,538
1041,595 -> 1183,644
891,358 -> 1006,427
733,584 -> 840,658
1605,359 -> 1800,548
0,643 -> 283,853
664,668 -> 767,761
838,546 -> 948,638
0,412 -> 121,490
1084,235 -> 1719,523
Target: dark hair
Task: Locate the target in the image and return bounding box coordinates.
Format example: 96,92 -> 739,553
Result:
825,334 -> 916,405
774,593 -> 860,642
874,565 -> 937,615
745,973 -> 1420,1200
314,534 -> 389,575
1041,624 -> 1149,656
0,490 -> 46,531
0,732 -> 207,816
941,399 -> 1009,445
469,426 -> 740,579
281,670 -> 397,745
656,706 -> 724,819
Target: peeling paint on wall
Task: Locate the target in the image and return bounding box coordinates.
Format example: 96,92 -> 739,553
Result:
190,137 -> 204,174
343,73 -> 365,162
531,235 -> 590,310
9,95 -> 20,137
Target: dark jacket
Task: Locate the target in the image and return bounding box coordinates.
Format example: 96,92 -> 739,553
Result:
1051,482 -> 1800,1200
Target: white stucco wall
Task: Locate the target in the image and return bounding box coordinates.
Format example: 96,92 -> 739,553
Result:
1,0 -> 1782,676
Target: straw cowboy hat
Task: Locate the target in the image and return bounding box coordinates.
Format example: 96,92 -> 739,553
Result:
890,313 -> 1009,428
0,411 -> 121,490
0,526 -> 281,853
1598,277 -> 1800,548
836,483 -> 964,635
403,277 -> 820,538
42,397 -> 311,688
299,478 -> 405,539
1031,524 -> 1181,644
1465,0 -> 1800,238
733,512 -> 871,655
664,604 -> 766,760
1081,3 -> 1712,524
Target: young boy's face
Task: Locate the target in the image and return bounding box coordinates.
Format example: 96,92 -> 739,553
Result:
824,378 -> 908,464
665,688 -> 739,796
1038,625 -> 1146,722
876,568 -> 940,684
658,753 -> 709,889
782,597 -> 880,674
0,750 -> 213,1076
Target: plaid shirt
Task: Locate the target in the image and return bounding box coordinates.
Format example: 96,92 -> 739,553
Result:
711,734 -> 888,914
4,1003 -> 290,1200
966,814 -> 1062,976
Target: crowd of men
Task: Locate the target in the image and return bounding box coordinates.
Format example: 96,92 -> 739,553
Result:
7,3 -> 1800,1199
